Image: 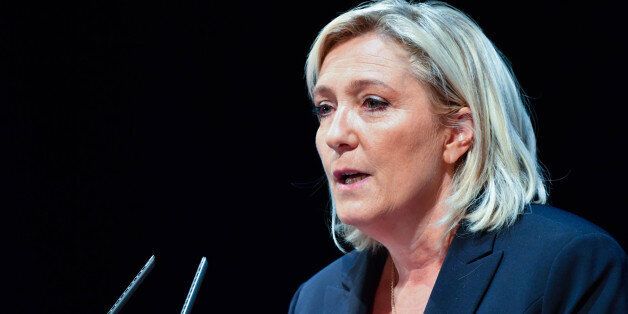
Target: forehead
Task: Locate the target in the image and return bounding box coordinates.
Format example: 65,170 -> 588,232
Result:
317,33 -> 414,86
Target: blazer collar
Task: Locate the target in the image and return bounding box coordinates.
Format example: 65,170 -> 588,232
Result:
323,224 -> 503,314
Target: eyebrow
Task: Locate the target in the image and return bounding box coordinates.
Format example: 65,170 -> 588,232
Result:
313,79 -> 394,99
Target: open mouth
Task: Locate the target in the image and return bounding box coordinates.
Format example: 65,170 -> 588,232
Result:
339,172 -> 370,185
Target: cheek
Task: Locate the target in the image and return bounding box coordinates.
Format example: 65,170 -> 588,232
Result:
372,122 -> 443,181
369,127 -> 419,164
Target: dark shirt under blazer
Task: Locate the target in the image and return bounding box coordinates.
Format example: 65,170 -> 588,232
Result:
289,204 -> 627,313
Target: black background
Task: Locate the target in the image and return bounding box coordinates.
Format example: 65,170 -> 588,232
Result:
8,0 -> 627,312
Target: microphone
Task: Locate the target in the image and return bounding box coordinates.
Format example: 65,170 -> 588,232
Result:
107,255 -> 156,314
180,256 -> 208,314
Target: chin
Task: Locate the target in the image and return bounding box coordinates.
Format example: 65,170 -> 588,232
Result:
335,202 -> 383,228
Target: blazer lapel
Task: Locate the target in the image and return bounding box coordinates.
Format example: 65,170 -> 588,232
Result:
425,227 -> 503,314
323,249 -> 387,314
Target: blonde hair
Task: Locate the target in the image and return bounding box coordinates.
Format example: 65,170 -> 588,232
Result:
306,0 -> 547,252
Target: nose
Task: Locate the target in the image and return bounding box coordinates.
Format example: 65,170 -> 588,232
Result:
325,106 -> 359,154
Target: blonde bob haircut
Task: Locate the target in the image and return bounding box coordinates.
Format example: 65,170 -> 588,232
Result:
305,0 -> 548,252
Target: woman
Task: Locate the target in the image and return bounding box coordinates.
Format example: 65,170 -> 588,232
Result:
289,0 -> 626,313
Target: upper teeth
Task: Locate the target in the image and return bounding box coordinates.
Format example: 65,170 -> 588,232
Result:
343,173 -> 366,184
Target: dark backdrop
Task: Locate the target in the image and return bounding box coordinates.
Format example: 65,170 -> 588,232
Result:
8,0 -> 626,312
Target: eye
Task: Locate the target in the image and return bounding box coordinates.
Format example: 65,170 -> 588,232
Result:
363,96 -> 389,111
312,102 -> 334,119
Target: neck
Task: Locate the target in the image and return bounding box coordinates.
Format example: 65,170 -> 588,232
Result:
368,173 -> 457,287
386,205 -> 454,287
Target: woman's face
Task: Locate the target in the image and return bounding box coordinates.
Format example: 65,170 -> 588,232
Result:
314,32 -> 451,229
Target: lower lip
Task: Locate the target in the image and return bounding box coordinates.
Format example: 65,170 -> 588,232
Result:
336,175 -> 370,192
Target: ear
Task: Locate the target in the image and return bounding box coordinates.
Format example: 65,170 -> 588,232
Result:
443,107 -> 474,165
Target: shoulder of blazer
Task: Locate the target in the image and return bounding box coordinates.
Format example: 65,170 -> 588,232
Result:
513,205 -> 627,312
498,204 -> 619,246
489,203 -> 624,271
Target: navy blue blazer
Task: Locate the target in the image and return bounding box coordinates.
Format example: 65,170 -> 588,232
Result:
289,204 -> 627,313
